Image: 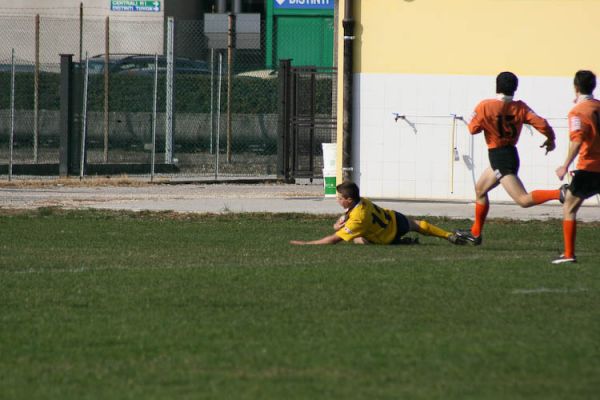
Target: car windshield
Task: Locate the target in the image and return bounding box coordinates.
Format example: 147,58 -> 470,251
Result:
86,59 -> 106,73
85,55 -> 210,75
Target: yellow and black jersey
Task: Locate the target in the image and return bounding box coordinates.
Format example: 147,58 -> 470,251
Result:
335,198 -> 397,244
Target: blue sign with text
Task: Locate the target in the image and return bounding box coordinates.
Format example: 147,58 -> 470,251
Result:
274,0 -> 333,10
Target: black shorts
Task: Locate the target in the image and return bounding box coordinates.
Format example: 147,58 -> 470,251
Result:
390,212 -> 410,244
489,146 -> 520,178
567,170 -> 600,199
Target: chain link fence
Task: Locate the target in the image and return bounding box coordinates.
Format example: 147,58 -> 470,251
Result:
0,13 -> 337,180
171,18 -> 280,177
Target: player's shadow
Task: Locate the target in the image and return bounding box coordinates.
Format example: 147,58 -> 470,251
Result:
462,154 -> 477,187
462,155 -> 474,170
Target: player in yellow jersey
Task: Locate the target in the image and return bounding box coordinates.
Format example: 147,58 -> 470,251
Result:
290,181 -> 465,246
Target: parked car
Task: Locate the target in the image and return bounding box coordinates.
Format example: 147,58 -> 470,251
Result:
0,63 -> 35,73
235,69 -> 278,80
86,54 -> 211,76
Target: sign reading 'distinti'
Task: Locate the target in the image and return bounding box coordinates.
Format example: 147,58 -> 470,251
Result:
274,0 -> 334,10
111,0 -> 161,12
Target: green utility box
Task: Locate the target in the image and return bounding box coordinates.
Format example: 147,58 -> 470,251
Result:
266,0 -> 334,68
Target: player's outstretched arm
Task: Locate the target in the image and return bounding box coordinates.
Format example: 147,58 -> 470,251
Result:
540,137 -> 556,154
290,233 -> 343,245
556,140 -> 582,180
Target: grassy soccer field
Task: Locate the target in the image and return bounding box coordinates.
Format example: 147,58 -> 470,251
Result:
1,209 -> 598,399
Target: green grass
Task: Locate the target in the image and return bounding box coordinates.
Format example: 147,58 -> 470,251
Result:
0,209 -> 598,399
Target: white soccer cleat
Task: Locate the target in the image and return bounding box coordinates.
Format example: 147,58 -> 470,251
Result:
551,254 -> 577,264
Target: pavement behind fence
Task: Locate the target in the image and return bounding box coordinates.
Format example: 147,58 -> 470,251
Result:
0,180 -> 598,222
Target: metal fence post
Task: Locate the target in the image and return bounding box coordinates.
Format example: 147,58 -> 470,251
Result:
308,67 -> 316,177
151,54 -> 158,182
226,12 -> 235,164
103,16 -> 110,163
34,15 -> 40,164
215,52 -> 223,179
9,49 -> 16,181
277,59 -> 292,182
79,53 -> 89,180
210,47 -> 215,155
165,16 -> 174,164
59,54 -> 79,177
79,2 -> 83,62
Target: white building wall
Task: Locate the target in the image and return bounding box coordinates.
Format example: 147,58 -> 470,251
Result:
336,0 -> 600,201
354,73 -> 573,202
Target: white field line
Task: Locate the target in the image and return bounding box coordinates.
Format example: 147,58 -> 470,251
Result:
2,259 -> 324,274
5,265 -> 210,274
512,287 -> 588,294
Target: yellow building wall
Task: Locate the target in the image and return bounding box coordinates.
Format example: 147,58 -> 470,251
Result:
336,0 -> 600,192
356,0 -> 600,76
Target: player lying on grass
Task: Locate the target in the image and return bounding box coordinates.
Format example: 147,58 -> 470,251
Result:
290,181 -> 466,246
455,71 -> 565,246
553,70 -> 600,264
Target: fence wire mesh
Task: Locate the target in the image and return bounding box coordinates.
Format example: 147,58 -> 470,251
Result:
0,13 -> 337,180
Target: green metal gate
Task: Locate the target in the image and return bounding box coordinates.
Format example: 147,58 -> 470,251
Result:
274,16 -> 334,67
265,1 -> 334,69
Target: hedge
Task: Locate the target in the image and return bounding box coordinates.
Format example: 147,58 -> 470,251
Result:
0,72 -> 334,114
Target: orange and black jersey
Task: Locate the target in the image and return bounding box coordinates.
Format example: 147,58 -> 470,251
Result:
468,98 -> 555,149
568,97 -> 600,173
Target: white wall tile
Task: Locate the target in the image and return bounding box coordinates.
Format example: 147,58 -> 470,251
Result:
355,72 -> 574,201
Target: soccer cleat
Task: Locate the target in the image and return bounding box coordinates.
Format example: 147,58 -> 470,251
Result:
398,236 -> 420,245
551,254 -> 577,264
447,233 -> 467,245
454,229 -> 482,246
559,184 -> 569,204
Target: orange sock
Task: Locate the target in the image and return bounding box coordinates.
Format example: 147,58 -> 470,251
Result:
531,189 -> 560,204
563,219 -> 576,258
471,202 -> 489,237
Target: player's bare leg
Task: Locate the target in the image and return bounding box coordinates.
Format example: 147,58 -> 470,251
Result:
456,167 -> 498,244
474,167 -> 501,204
500,174 -> 534,206
500,174 -> 560,208
553,190 -> 584,264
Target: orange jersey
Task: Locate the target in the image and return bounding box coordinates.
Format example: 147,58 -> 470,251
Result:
568,98 -> 600,172
468,99 -> 555,149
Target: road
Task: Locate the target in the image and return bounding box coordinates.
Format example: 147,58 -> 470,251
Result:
1,182 -> 598,221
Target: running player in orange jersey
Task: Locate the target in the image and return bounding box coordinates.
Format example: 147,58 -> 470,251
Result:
290,181 -> 466,246
455,71 -> 565,245
553,70 -> 600,264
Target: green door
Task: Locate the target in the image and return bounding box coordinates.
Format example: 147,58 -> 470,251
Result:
275,16 -> 334,67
